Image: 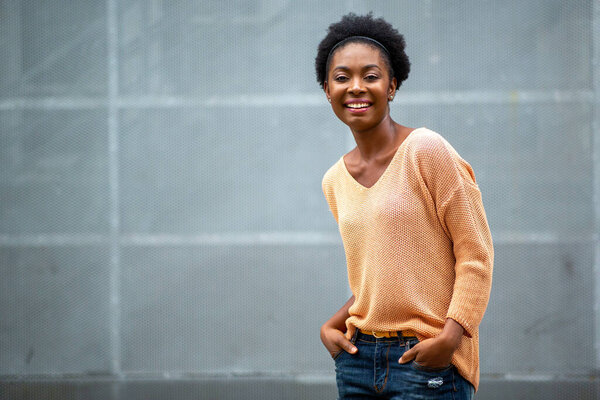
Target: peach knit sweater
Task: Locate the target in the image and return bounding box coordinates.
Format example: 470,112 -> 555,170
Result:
322,127 -> 493,391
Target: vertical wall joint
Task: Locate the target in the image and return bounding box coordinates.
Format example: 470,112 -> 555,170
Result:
107,0 -> 121,378
592,0 -> 600,373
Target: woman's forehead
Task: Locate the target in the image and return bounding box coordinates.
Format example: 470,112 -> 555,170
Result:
330,42 -> 387,68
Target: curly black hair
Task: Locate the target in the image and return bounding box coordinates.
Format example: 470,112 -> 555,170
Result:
315,13 -> 410,91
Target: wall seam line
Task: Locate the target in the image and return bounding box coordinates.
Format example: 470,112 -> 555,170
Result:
107,0 -> 122,379
592,0 -> 600,373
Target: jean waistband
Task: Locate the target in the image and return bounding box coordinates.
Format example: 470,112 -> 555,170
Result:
358,329 -> 418,338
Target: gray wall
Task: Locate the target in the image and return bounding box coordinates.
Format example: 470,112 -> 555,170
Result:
1,0 -> 598,398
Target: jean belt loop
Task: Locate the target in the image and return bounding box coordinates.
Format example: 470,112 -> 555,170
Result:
352,327 -> 359,343
396,331 -> 404,345
404,334 -> 412,350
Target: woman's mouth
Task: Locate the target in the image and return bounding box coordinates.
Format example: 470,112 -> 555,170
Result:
344,101 -> 372,112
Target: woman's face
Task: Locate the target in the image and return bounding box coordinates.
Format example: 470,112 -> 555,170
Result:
324,42 -> 397,132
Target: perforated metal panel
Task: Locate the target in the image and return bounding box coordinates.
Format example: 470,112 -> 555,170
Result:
0,1 -> 597,398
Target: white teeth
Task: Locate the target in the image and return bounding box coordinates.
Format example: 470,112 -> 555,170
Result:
347,103 -> 370,109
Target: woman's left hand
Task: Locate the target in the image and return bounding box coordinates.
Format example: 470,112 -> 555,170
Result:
398,336 -> 456,368
398,318 -> 464,368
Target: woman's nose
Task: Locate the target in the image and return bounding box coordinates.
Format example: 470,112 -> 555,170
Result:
348,78 -> 365,94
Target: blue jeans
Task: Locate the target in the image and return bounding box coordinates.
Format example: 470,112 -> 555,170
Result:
334,330 -> 475,400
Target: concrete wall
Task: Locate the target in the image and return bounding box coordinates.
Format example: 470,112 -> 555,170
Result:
0,0 -> 597,398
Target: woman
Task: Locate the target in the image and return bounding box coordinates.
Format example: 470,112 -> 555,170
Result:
316,13 -> 493,399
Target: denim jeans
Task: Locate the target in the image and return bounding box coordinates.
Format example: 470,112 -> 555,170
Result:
334,330 -> 475,400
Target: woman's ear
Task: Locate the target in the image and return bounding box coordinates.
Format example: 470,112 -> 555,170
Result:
324,81 -> 331,102
388,77 -> 398,99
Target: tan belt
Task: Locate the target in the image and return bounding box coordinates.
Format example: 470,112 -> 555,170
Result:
359,329 -> 418,338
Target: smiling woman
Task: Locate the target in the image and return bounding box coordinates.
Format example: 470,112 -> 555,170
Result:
315,13 -> 493,400
324,42 -> 398,143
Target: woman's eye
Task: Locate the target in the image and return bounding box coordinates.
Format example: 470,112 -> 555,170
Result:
334,76 -> 348,82
365,74 -> 379,81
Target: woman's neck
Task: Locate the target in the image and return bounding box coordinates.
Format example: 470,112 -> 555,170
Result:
350,115 -> 401,162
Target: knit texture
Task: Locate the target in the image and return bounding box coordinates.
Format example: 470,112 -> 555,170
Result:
322,127 -> 493,391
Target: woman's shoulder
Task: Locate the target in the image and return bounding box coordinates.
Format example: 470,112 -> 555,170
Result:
405,127 -> 457,159
322,156 -> 344,188
408,128 -> 478,185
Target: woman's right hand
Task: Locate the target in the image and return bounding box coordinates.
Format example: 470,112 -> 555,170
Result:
320,324 -> 358,358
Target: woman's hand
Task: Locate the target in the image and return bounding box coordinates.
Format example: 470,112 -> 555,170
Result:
320,324 -> 357,358
398,318 -> 463,368
398,336 -> 456,368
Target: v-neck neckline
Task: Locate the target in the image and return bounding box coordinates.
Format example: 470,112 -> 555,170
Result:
340,127 -> 422,190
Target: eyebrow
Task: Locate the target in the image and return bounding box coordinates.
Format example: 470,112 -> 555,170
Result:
332,64 -> 382,71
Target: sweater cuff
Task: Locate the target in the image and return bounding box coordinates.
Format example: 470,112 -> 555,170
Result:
445,313 -> 474,338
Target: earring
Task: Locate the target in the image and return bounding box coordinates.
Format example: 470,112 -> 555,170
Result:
328,98 -> 331,103
389,95 -> 394,101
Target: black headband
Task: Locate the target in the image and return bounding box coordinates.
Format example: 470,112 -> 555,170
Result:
327,36 -> 390,63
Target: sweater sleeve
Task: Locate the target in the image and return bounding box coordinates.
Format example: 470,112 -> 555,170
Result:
322,166 -> 339,224
418,135 -> 494,338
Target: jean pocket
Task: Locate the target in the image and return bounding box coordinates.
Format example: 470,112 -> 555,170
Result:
332,350 -> 344,361
333,330 -> 359,361
410,360 -> 453,373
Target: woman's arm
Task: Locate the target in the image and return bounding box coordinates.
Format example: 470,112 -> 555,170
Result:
416,134 -> 493,337
320,295 -> 358,357
400,133 -> 493,368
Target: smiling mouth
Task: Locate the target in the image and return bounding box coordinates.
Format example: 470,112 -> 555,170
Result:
345,102 -> 371,110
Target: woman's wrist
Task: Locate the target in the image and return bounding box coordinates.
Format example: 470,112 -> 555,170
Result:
321,321 -> 345,334
438,318 -> 464,350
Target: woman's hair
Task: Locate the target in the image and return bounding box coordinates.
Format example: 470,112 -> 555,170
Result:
315,13 -> 410,91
